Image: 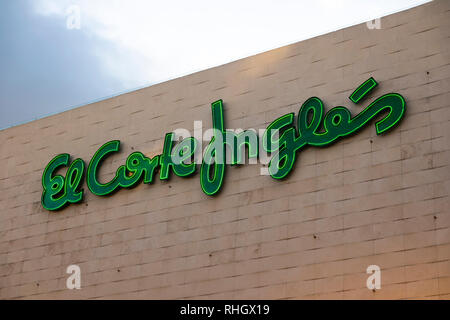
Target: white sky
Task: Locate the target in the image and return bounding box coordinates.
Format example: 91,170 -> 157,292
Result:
0,0 -> 432,129
33,0 -> 431,89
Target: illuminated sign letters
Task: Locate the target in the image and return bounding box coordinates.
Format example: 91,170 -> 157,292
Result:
41,78 -> 406,211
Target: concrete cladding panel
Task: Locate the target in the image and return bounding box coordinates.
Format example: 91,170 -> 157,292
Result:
0,0 -> 449,299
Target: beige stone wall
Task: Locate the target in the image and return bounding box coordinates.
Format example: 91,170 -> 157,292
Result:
1,0 -> 449,299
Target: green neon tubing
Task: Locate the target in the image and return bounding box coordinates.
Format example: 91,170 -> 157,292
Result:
42,77 -> 406,211
88,140 -> 162,196
160,133 -> 198,180
87,140 -> 121,196
349,77 -> 378,104
200,100 -> 226,195
264,78 -> 406,180
41,154 -> 85,211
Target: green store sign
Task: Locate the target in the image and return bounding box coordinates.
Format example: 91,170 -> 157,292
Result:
41,78 -> 406,211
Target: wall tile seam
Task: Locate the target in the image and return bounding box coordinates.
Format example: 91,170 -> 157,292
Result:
0,187 -> 444,231
3,200 -> 445,247
1,196 -> 447,250
3,235 -> 449,280
3,258 -> 450,291
5,259 -> 449,291
0,206 -> 440,251
8,274 -> 449,300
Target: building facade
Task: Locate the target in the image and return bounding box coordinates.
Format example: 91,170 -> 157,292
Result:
0,0 -> 449,299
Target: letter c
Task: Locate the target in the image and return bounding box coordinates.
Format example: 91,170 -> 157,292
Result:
87,140 -> 120,196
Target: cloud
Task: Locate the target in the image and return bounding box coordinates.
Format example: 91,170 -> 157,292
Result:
0,0 -> 125,129
32,0 -> 431,89
0,0 -> 432,129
